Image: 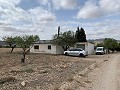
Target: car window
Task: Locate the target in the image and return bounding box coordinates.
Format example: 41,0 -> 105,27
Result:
75,49 -> 82,51
69,49 -> 75,51
96,48 -> 103,51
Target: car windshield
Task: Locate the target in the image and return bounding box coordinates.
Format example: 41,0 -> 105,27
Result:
97,48 -> 103,51
69,49 -> 75,51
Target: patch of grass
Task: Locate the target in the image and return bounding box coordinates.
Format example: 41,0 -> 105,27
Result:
39,69 -> 49,74
76,81 -> 85,87
53,86 -> 60,90
84,80 -> 92,83
78,74 -> 87,77
94,64 -> 99,68
21,67 -> 34,73
103,60 -> 108,62
67,77 -> 74,82
0,77 -> 16,84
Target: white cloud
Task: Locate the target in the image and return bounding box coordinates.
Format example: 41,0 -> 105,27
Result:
77,0 -> 120,19
99,0 -> 120,12
0,0 -> 57,40
38,0 -> 49,5
28,7 -> 56,22
52,0 -> 77,10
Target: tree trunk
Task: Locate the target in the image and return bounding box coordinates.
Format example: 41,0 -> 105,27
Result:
11,47 -> 14,53
10,44 -> 16,53
21,51 -> 26,63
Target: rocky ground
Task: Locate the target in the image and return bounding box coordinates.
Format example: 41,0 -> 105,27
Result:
0,48 -> 109,90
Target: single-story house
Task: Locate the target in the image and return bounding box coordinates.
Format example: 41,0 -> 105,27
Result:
30,40 -> 64,54
0,41 -> 9,47
75,42 -> 95,54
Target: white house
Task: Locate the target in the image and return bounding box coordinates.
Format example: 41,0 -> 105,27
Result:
75,42 -> 95,54
30,40 -> 64,54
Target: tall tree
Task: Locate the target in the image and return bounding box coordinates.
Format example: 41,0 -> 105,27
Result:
52,30 -> 76,51
75,27 -> 87,42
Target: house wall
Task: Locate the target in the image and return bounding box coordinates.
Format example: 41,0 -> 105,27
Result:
30,44 -> 57,54
30,44 -> 63,54
75,42 -> 95,54
88,43 -> 95,54
56,45 -> 64,54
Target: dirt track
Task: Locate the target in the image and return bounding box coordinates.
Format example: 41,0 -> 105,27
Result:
84,53 -> 120,90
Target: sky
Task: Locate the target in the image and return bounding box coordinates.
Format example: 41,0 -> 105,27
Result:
0,0 -> 120,40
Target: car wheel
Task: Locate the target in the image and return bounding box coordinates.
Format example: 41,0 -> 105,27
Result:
79,53 -> 84,57
65,52 -> 69,56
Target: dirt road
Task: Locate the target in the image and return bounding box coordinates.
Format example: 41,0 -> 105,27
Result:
85,53 -> 120,90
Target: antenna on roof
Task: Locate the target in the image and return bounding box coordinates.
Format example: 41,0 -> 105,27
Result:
58,26 -> 60,37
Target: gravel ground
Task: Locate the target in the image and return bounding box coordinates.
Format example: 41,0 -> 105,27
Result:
80,53 -> 120,90
0,48 -> 109,90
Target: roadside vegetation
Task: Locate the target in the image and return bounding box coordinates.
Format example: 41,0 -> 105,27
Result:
96,38 -> 120,52
3,35 -> 40,63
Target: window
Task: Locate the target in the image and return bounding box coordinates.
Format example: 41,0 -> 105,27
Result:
48,45 -> 51,50
34,45 -> 39,49
75,49 -> 82,51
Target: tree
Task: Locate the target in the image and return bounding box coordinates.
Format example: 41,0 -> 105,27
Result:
104,38 -> 118,52
96,42 -> 104,47
75,27 -> 87,42
3,35 -> 40,63
52,30 -> 76,51
116,42 -> 120,51
3,36 -> 17,52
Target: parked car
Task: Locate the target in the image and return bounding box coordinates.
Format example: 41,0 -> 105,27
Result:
95,47 -> 105,55
64,48 -> 87,57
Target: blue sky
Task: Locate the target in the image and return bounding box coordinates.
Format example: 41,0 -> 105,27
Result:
0,0 -> 120,40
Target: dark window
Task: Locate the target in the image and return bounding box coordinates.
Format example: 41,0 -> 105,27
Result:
48,45 -> 51,50
69,49 -> 75,51
75,49 -> 82,51
34,45 -> 39,49
76,44 -> 85,50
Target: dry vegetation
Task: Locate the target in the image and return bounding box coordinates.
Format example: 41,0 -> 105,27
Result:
0,48 -> 108,90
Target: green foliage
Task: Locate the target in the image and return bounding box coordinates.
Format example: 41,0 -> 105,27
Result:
115,42 -> 120,51
52,30 -> 76,50
96,42 -> 104,47
104,38 -> 118,52
75,27 -> 87,42
3,35 -> 40,48
3,35 -> 40,63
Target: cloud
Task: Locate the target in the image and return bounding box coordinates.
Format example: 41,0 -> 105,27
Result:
77,0 -> 120,19
0,0 -> 57,40
38,0 -> 49,5
28,7 -> 56,22
52,0 -> 77,10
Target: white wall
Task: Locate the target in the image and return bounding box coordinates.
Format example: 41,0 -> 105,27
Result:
30,44 -> 63,54
30,44 -> 56,54
88,43 -> 95,54
75,42 -> 95,55
56,45 -> 64,54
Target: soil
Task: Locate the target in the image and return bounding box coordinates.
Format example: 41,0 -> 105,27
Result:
0,48 -> 109,90
79,53 -> 120,90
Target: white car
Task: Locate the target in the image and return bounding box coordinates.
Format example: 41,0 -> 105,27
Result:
95,47 -> 105,55
64,48 -> 87,57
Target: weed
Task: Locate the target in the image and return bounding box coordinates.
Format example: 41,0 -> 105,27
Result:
0,77 -> 16,84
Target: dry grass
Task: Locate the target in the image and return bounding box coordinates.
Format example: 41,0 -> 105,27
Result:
0,77 -> 16,84
0,48 -> 97,90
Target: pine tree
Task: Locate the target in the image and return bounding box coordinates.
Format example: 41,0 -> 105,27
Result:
75,27 -> 87,42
